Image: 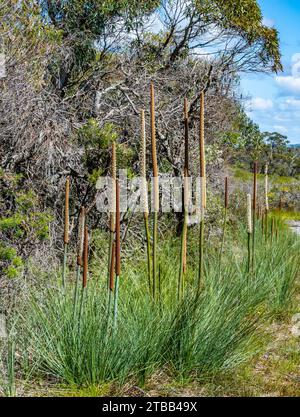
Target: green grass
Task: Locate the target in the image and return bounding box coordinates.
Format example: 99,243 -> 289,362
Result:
233,167 -> 264,182
274,210 -> 300,221
9,218 -> 299,392
233,166 -> 299,186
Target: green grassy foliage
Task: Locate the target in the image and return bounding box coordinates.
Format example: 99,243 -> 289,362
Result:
13,219 -> 299,388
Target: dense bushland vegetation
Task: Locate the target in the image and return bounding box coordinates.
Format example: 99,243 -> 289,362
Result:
0,0 -> 298,280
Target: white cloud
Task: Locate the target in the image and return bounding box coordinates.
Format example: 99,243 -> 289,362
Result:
262,17 -> 274,27
275,53 -> 300,94
275,76 -> 300,94
285,98 -> 300,108
291,53 -> 300,76
273,125 -> 288,133
249,97 -> 273,111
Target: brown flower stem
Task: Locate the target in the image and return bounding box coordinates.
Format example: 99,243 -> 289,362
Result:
114,180 -> 121,329
150,82 -> 159,300
107,143 -> 116,295
179,99 -> 189,300
108,241 -> 115,316
107,216 -> 115,294
271,217 -> 275,242
144,212 -> 152,292
78,225 -> 88,331
179,196 -> 188,301
219,177 -> 229,276
252,162 -> 258,271
247,232 -> 251,274
198,91 -> 206,291
140,110 -> 152,291
73,207 -> 85,319
247,193 -> 252,275
83,225 -> 88,289
198,216 -> 205,291
62,176 -> 70,289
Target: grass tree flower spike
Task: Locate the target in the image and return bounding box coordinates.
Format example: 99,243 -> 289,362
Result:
114,179 -> 121,329
78,224 -> 88,328
140,109 -> 151,291
73,206 -> 85,319
150,82 -> 159,299
264,163 -> 269,239
198,91 -> 206,290
179,98 -> 189,300
107,142 -> 116,296
62,176 -> 70,289
219,176 -> 229,275
247,193 -> 252,273
252,162 -> 258,270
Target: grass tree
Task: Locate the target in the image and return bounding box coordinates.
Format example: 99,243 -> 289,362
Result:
62,176 -> 70,289
198,91 -> 206,291
264,163 -> 269,239
140,109 -> 151,292
114,179 -> 121,329
150,82 -> 159,300
107,143 -> 116,296
252,162 -> 258,270
219,176 -> 229,274
108,241 -> 116,316
247,193 -> 252,274
78,224 -> 88,327
73,206 -> 85,319
178,98 -> 190,300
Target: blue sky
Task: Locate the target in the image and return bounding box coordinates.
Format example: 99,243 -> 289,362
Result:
241,0 -> 300,144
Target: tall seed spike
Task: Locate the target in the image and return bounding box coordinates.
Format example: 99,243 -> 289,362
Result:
111,142 -> 117,232
140,109 -> 149,214
64,176 -> 70,244
150,82 -> 159,212
77,206 -> 85,267
141,109 -> 152,291
182,168 -> 189,271
252,162 -> 258,270
271,217 -> 275,242
112,141 -> 117,180
247,193 -> 252,275
150,82 -> 159,299
182,97 -> 189,277
109,242 -> 115,291
107,142 -> 117,295
184,97 -> 189,173
224,177 -> 229,209
200,91 -> 206,209
265,163 -> 269,212
197,91 -> 206,291
150,82 -> 158,179
247,194 -> 252,234
115,179 -> 121,277
82,225 -> 88,288
253,162 -> 258,212
113,181 -> 121,330
218,176 -> 229,278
